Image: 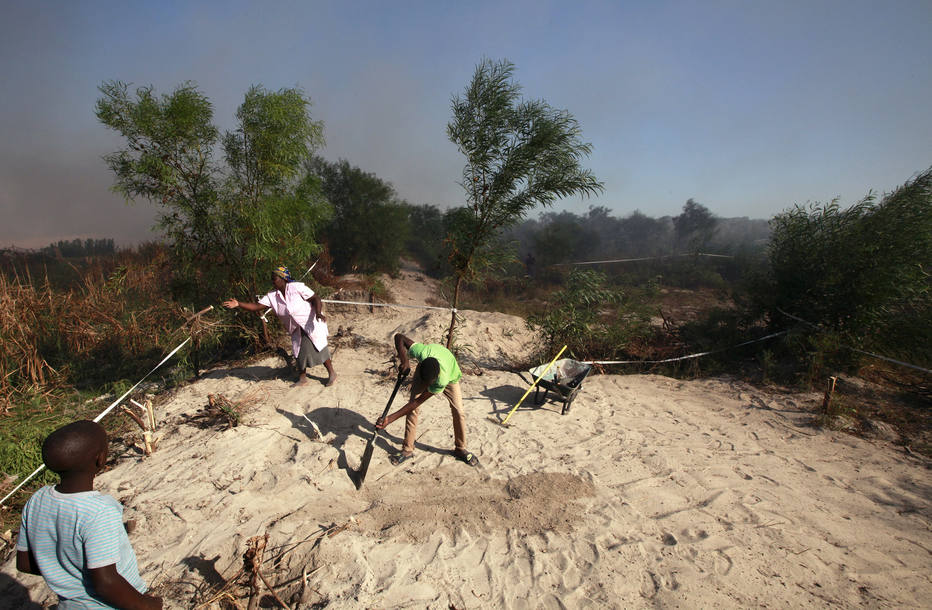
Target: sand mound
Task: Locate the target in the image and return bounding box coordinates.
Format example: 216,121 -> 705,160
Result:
360,470 -> 596,543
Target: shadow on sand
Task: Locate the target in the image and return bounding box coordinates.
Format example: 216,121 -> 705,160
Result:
275,397 -> 451,486
180,554 -> 225,591
201,363 -> 292,383
479,381 -> 561,422
0,572 -> 44,609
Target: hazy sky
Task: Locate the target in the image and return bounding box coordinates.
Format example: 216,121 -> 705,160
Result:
2,1 -> 930,248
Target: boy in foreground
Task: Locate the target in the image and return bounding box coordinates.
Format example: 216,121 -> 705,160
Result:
376,333 -> 479,466
16,420 -> 162,610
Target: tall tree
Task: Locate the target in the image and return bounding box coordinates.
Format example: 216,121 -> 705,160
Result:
223,86 -> 329,295
619,210 -> 673,257
96,81 -> 223,276
445,58 -> 603,347
97,82 -> 330,300
307,157 -> 409,274
223,86 -> 324,205
404,203 -> 447,277
674,199 -> 718,253
532,211 -> 600,267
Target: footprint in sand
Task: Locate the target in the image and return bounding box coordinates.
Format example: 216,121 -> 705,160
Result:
640,570 -> 660,598
679,527 -> 710,544
712,549 -> 734,575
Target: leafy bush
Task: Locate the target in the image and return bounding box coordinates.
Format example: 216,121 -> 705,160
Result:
763,167 -> 932,368
527,269 -> 652,360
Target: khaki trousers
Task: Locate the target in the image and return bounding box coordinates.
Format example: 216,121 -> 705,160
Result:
403,380 -> 467,454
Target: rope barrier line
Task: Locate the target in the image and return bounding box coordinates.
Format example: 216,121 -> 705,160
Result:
555,253 -> 734,266
844,347 -> 931,374
777,309 -> 931,375
298,258 -> 319,281
261,297 -> 454,321
584,331 -> 788,366
0,337 -> 191,507
322,299 -> 454,312
92,338 -> 191,423
563,256 -> 656,265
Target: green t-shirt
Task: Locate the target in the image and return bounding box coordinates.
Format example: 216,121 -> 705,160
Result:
408,343 -> 462,394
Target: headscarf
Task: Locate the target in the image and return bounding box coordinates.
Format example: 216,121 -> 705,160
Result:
273,266 -> 293,282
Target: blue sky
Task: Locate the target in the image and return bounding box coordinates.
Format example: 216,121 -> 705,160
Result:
1,0 -> 930,247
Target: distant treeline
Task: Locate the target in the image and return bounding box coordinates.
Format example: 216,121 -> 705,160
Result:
6,196 -> 765,280
390,199 -> 770,280
40,238 -> 116,258
503,205 -> 770,266
11,205 -> 766,281
297,157 -> 771,279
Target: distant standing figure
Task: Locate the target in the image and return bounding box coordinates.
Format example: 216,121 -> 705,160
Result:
16,420 -> 163,610
224,266 -> 337,386
524,252 -> 536,277
375,333 -> 479,466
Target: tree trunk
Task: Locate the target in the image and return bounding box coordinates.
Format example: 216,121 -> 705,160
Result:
445,276 -> 462,349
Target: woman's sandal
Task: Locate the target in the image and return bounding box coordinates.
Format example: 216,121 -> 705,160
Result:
453,450 -> 479,467
390,452 -> 414,466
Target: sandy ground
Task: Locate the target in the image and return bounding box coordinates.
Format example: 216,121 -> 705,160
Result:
2,271 -> 930,609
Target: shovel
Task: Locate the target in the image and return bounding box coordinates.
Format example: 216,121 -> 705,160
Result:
355,369 -> 408,489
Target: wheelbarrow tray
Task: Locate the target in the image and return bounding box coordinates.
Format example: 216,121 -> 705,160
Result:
527,358 -> 592,414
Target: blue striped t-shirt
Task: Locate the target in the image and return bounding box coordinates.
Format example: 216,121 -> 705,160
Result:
17,486 -> 147,609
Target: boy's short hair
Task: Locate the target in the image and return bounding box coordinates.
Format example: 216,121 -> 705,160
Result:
418,357 -> 440,383
42,420 -> 107,474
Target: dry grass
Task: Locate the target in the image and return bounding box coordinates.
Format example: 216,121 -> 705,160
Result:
0,272 -> 60,410
0,251 -> 183,410
0,249 -> 209,528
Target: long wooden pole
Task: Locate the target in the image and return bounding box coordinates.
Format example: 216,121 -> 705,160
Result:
501,345 -> 567,426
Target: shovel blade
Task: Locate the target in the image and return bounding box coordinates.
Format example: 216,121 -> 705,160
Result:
355,437 -> 377,489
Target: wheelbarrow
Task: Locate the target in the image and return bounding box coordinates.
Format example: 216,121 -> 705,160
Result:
528,359 -> 592,415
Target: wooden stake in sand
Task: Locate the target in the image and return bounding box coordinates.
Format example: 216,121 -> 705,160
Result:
501,345 -> 567,426
821,376 -> 838,415
123,398 -> 158,456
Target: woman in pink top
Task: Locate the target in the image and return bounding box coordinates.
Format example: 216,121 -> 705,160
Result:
224,266 -> 337,386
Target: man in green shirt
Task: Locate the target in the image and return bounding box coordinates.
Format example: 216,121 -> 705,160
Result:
375,333 -> 479,466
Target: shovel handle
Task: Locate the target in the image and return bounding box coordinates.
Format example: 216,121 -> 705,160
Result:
377,369 -> 408,424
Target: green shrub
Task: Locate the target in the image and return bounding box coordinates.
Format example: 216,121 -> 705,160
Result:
763,167 -> 932,368
527,269 -> 653,361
